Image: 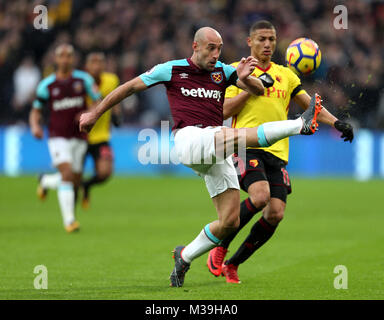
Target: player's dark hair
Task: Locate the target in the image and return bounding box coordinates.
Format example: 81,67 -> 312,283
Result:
86,52 -> 106,63
249,20 -> 275,34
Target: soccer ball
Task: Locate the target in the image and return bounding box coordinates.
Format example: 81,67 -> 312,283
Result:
285,38 -> 321,75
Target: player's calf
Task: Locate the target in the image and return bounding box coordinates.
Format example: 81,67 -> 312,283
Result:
249,190 -> 270,209
55,163 -> 79,231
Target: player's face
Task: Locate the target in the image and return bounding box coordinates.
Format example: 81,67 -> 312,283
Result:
194,38 -> 223,71
55,49 -> 74,72
248,28 -> 276,62
86,55 -> 105,77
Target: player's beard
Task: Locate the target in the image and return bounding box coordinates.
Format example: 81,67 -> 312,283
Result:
206,60 -> 217,71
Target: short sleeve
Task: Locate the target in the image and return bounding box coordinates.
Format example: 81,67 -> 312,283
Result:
72,70 -> 101,101
32,78 -> 51,109
139,62 -> 173,87
221,62 -> 238,86
286,68 -> 306,98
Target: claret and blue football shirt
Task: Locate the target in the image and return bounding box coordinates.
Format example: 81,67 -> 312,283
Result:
140,58 -> 238,130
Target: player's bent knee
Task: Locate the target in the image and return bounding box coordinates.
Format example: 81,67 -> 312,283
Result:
264,211 -> 284,226
59,169 -> 75,183
97,171 -> 111,181
249,191 -> 270,209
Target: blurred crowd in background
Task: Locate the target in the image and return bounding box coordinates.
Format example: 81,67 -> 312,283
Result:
0,0 -> 383,129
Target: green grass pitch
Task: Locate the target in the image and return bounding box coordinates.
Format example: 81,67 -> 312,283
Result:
0,175 -> 383,300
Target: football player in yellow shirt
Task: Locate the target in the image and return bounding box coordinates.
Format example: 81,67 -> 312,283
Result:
207,20 -> 354,283
82,52 -> 121,208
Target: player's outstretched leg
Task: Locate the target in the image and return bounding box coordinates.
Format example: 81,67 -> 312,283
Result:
170,246 -> 190,287
215,94 -> 323,158
254,93 -> 322,147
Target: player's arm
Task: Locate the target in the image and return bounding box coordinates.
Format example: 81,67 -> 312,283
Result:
81,61 -> 172,132
236,77 -> 264,96
29,108 -> 44,139
235,57 -> 264,95
29,80 -> 49,139
294,92 -> 354,142
223,91 -> 251,120
235,57 -> 264,96
224,61 -> 275,119
80,77 -> 147,132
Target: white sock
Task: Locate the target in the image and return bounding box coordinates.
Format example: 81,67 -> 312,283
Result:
57,181 -> 75,226
258,118 -> 302,147
41,172 -> 61,189
182,224 -> 220,263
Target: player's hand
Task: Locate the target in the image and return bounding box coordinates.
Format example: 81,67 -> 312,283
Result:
334,120 -> 354,142
236,56 -> 258,81
79,110 -> 98,133
258,73 -> 274,88
31,125 -> 44,139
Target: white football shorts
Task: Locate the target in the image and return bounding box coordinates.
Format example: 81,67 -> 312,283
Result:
47,137 -> 87,173
173,126 -> 240,198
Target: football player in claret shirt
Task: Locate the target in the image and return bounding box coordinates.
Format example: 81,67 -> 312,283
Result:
207,20 -> 354,283
29,44 -> 101,233
79,27 -> 323,287
81,52 -> 121,209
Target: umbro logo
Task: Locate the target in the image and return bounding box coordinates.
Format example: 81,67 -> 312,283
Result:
52,87 -> 60,96
179,73 -> 189,79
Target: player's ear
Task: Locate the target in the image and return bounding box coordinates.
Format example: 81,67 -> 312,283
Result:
192,41 -> 198,51
247,37 -> 252,48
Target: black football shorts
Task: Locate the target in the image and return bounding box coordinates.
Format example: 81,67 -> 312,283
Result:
87,141 -> 114,162
232,149 -> 292,203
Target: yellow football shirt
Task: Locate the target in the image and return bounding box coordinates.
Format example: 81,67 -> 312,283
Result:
225,61 -> 306,162
88,72 -> 120,144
